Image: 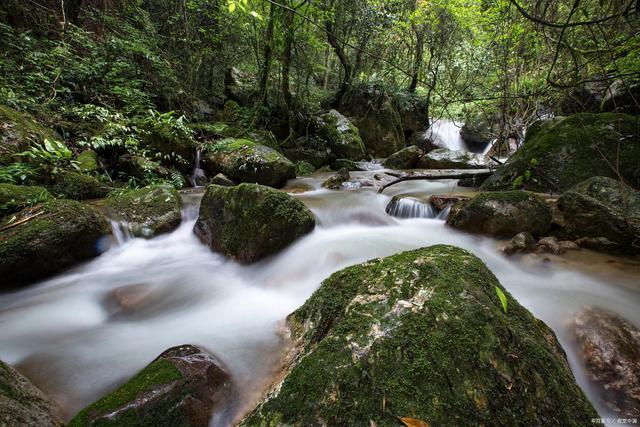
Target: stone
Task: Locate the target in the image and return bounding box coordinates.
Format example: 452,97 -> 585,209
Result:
382,146 -> 423,169
0,183 -> 51,218
416,148 -> 486,169
315,110 -> 366,160
322,168 -> 350,190
501,231 -> 537,255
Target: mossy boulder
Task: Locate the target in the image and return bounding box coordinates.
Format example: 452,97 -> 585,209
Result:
416,148 -> 486,169
1,359 -> 63,427
556,176 -> 640,254
393,93 -> 429,138
116,154 -> 171,180
47,171 -> 112,200
282,146 -> 336,169
242,245 -> 597,426
0,183 -> 51,218
315,110 -> 366,160
69,345 -> 231,427
322,168 -> 351,190
194,184 -> 315,263
481,113 -> 640,192
76,150 -> 99,173
446,191 -> 552,237
0,199 -> 110,289
202,138 -> 295,188
382,146 -> 423,169
103,185 -> 182,238
140,123 -> 196,172
0,105 -> 61,165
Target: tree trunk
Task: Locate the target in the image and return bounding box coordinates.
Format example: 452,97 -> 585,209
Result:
258,2 -> 276,106
325,19 -> 352,107
409,28 -> 424,92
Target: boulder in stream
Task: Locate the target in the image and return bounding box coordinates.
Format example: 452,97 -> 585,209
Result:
0,359 -> 63,427
103,184 -> 183,238
446,191 -> 552,237
571,307 -> 640,417
382,145 -> 423,169
202,138 -> 295,188
315,109 -> 366,160
0,183 -> 51,218
322,168 -> 351,190
69,344 -> 231,427
194,183 -> 315,263
416,147 -> 486,169
501,231 -> 537,255
557,176 -> 640,254
0,199 -> 110,289
47,171 -> 112,200
241,245 -> 597,426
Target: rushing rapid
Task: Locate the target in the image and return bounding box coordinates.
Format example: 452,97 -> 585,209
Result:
0,168 -> 639,425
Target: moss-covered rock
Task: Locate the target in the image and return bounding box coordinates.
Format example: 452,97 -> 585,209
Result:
393,93 -> 429,138
242,245 -> 597,426
382,146 -> 423,169
1,359 -> 63,427
0,199 -> 110,289
0,105 -> 61,165
556,176 -> 640,254
140,123 -> 196,172
446,191 -> 552,237
77,150 -> 99,173
0,183 -> 51,218
69,344 -> 231,427
416,148 -> 486,169
194,184 -> 315,263
116,154 -> 172,181
315,110 -> 366,160
103,185 -> 182,238
282,146 -> 336,169
202,138 -> 295,188
481,113 -> 640,192
47,171 -> 112,200
322,168 -> 351,190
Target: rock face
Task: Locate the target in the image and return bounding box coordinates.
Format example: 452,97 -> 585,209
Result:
481,113 -> 640,192
572,307 -> 640,417
557,176 -> 640,254
0,105 -> 61,165
242,245 -> 597,426
69,345 -> 231,427
202,138 -> 295,188
0,199 -> 110,289
0,183 -> 51,217
281,145 -> 336,169
382,146 -> 423,169
0,360 -> 63,427
446,191 -> 552,237
104,185 -> 183,238
47,171 -> 112,200
601,80 -> 640,115
194,184 -> 315,263
416,148 -> 486,169
315,110 -> 366,160
393,94 -> 429,138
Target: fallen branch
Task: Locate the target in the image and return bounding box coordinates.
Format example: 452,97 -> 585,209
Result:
378,170 -> 493,193
0,211 -> 44,232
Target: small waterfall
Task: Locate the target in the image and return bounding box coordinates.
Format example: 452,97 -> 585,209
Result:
190,149 -> 207,187
109,219 -> 133,245
426,119 -> 465,151
386,197 -> 439,219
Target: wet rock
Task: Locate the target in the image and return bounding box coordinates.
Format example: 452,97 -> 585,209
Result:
242,245 -> 597,426
481,113 -> 640,192
0,105 -> 61,165
394,93 -> 429,138
282,145 -> 336,169
194,184 -> 315,263
0,199 -> 110,289
209,173 -> 235,187
47,171 -> 112,200
458,174 -> 490,188
557,176 -> 640,254
446,191 -> 552,237
315,110 -> 365,160
331,158 -> 366,171
416,147 -> 486,169
0,359 -> 63,427
571,307 -> 640,417
537,236 -> 563,255
501,231 -> 536,255
0,183 -> 51,218
601,80 -> 640,115
460,114 -> 494,147
69,345 -> 231,427
117,154 -> 171,180
104,184 -> 182,238
202,138 -> 295,188
322,168 -> 350,190
428,194 -> 470,212
382,145 -> 423,169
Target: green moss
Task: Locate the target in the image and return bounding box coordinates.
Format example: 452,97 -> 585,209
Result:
481,113 -> 640,192
47,171 -> 112,200
77,150 -> 99,173
242,245 -> 597,426
68,359 -> 183,427
316,110 -> 366,160
0,105 -> 61,164
0,183 -> 51,218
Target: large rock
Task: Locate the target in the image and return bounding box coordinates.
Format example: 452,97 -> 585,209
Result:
69,345 -> 231,427
0,199 -> 110,289
47,171 -> 112,200
446,191 -> 552,237
393,94 -> 429,138
0,105 -> 61,165
571,307 -> 640,417
382,145 -> 423,169
103,184 -> 182,238
322,168 -> 351,190
194,184 -> 315,263
140,118 -> 196,172
0,183 -> 51,218
202,138 -> 295,188
460,114 -> 494,147
416,148 -> 486,169
315,110 -> 366,160
601,80 -> 640,115
1,359 -> 63,427
281,145 -> 336,169
242,245 -> 597,426
557,176 -> 640,254
481,113 -> 640,192
116,154 -> 171,181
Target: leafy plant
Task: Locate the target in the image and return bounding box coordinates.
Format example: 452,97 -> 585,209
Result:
513,158 -> 538,189
0,162 -> 37,184
19,139 -> 79,176
495,286 -> 508,314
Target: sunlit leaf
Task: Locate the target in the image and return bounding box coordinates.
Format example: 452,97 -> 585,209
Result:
495,286 -> 508,314
399,417 -> 430,427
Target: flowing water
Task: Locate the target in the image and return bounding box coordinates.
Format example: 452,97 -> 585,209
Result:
0,168 -> 639,425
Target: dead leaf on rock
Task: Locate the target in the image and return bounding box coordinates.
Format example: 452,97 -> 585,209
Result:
399,417 -> 430,427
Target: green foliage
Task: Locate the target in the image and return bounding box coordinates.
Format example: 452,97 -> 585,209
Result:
19,139 -> 79,176
0,163 -> 37,184
295,161 -> 315,176
495,286 -> 508,314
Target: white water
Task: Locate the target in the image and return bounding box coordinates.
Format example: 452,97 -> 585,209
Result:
190,148 -> 207,187
0,171 -> 639,425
